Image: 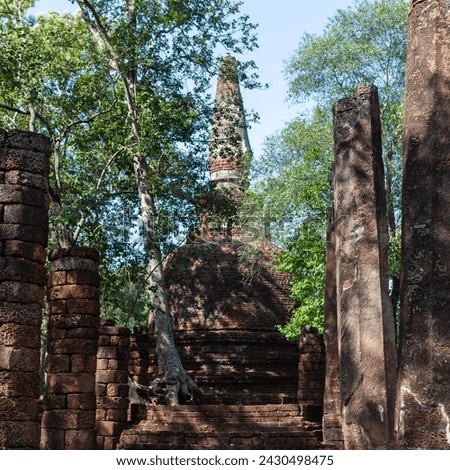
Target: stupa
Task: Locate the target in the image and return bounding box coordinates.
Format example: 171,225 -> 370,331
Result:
164,57 -> 298,405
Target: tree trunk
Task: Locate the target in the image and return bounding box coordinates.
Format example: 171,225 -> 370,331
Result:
76,0 -> 197,404
133,152 -> 197,404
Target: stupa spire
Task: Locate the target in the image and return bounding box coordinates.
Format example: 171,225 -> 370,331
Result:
209,56 -> 252,201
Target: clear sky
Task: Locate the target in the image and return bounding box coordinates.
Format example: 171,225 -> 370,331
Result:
30,0 -> 372,160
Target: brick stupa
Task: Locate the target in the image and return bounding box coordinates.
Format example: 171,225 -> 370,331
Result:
164,57 -> 299,405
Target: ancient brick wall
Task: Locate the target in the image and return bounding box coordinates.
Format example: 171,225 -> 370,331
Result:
96,319 -> 130,450
41,247 -> 100,449
118,404 -> 322,450
298,326 -> 325,423
0,129 -> 50,449
164,240 -> 299,405
129,327 -> 154,387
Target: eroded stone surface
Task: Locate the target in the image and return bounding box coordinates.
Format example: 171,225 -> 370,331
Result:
0,129 -> 50,449
332,84 -> 396,449
396,0 -> 450,449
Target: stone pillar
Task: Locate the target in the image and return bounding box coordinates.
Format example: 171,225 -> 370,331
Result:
0,129 -> 50,449
96,319 -> 130,450
298,326 -> 325,423
333,84 -> 396,449
322,175 -> 344,449
396,0 -> 450,449
41,247 -> 100,449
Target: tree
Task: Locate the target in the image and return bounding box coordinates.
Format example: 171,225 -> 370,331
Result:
249,108 -> 333,337
251,0 -> 408,337
0,0 -> 259,403
70,0 -> 258,403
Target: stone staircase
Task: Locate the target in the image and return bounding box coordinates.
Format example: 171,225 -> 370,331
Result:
118,404 -> 322,450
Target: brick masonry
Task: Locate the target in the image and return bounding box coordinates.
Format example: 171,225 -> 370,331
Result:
96,319 -> 130,450
298,326 -> 325,423
164,239 -> 299,405
118,404 -> 322,450
41,247 -> 100,449
0,129 -> 50,449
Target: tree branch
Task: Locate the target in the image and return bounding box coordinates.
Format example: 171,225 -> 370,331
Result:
0,102 -> 53,137
72,148 -> 124,243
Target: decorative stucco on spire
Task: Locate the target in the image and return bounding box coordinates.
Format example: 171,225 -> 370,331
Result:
209,56 -> 252,199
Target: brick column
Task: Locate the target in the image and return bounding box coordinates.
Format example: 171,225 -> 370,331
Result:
0,129 -> 50,449
333,84 -> 396,449
396,0 -> 450,449
129,327 -> 151,386
41,246 -> 100,449
298,326 -> 325,423
96,319 -> 130,450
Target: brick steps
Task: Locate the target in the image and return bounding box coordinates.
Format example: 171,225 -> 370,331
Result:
118,404 -> 322,450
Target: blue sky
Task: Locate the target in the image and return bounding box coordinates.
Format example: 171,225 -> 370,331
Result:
31,0 -> 371,160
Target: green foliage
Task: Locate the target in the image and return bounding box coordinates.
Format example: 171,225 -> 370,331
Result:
249,109 -> 332,335
0,0 -> 259,327
285,0 -> 408,109
250,0 -> 408,339
276,221 -> 327,339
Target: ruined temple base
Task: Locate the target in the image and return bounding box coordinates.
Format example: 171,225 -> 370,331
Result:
117,404 -> 323,450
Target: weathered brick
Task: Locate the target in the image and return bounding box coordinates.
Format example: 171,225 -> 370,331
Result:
4,239 -> 47,263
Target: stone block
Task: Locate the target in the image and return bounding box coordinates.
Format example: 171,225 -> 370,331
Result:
48,271 -> 67,287
0,371 -> 40,397
0,148 -> 49,175
106,383 -> 129,397
5,170 -> 47,191
66,298 -> 100,315
46,372 -> 95,394
0,257 -> 46,285
66,269 -> 100,287
0,224 -> 48,246
96,370 -> 128,384
0,420 -> 40,449
0,345 -> 40,372
4,240 -> 47,263
44,394 -> 67,410
106,408 -> 128,422
5,129 -> 51,154
71,354 -> 97,373
45,354 -> 71,373
96,396 -> 129,410
67,393 -> 96,411
47,339 -> 98,355
48,284 -> 99,301
66,327 -> 99,340
3,204 -> 48,228
40,428 -> 66,450
41,409 -> 95,430
0,184 -> 48,208
96,346 -> 129,360
47,313 -> 98,329
65,429 -> 96,450
96,420 -> 122,436
0,397 -> 39,422
0,323 -> 40,348
0,301 -> 42,326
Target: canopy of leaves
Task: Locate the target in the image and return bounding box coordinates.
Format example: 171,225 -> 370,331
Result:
0,0 -> 259,328
249,0 -> 408,338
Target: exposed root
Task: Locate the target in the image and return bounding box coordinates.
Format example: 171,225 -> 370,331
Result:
128,370 -> 198,405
